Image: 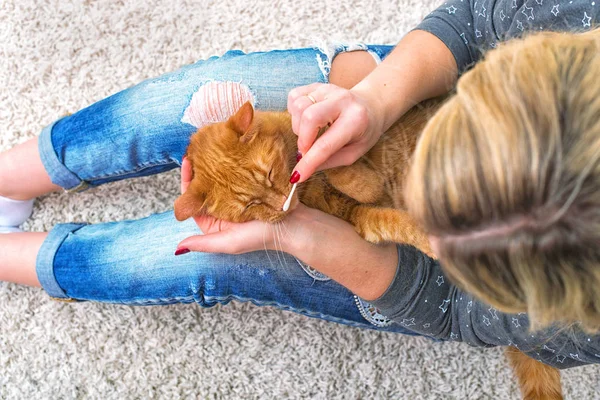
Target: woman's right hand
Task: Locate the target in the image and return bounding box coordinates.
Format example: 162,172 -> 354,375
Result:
287,83 -> 385,183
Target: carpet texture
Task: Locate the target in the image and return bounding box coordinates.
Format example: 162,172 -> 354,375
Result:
1,0 -> 599,398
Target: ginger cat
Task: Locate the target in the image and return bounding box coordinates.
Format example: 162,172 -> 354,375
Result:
174,101 -> 563,400
174,100 -> 434,256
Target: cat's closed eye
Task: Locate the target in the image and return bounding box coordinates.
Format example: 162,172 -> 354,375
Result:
244,199 -> 263,211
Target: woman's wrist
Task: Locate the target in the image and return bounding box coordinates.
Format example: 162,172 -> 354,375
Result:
281,206 -> 399,300
351,30 -> 458,132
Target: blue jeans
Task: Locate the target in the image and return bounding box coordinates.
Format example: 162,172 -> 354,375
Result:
35,44 -> 419,335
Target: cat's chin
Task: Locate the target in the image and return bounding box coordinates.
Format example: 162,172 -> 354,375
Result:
266,200 -> 299,223
266,212 -> 289,223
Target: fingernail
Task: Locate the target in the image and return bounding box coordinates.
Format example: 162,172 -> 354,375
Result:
296,151 -> 303,162
175,248 -> 190,256
290,170 -> 300,184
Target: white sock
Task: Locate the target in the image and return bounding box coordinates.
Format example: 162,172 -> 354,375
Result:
0,196 -> 34,227
0,225 -> 23,233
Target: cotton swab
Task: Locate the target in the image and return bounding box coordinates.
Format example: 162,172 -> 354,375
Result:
282,182 -> 297,212
283,152 -> 302,212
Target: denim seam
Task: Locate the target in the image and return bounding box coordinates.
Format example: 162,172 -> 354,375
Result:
38,119 -> 85,190
90,293 -> 376,328
36,223 -> 88,299
86,159 -> 178,181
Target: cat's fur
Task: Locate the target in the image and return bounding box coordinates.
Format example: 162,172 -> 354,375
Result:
174,100 -> 562,400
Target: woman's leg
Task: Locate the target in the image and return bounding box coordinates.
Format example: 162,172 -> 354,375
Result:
0,45 -> 387,200
0,232 -> 46,287
2,210 -> 419,334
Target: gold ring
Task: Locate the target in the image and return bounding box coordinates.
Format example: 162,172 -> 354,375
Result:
306,94 -> 317,105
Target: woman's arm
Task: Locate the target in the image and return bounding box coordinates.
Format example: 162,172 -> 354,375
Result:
351,29 -> 458,133
288,30 -> 459,181
176,158 -> 398,300
272,204 -> 400,301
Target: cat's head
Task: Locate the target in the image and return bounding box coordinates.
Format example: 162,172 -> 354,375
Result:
174,101 -> 299,223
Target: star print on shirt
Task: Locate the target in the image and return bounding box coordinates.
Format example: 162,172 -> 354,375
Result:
423,323 -> 431,328
475,29 -> 483,38
556,355 -> 566,363
500,9 -> 506,20
488,306 -> 499,320
401,318 -> 416,327
512,317 -> 521,328
512,0 -> 517,8
447,5 -> 458,14
460,32 -> 468,44
583,11 -> 592,27
570,353 -> 582,361
466,301 -> 473,313
516,20 -> 525,31
543,345 -> 556,353
450,332 -> 459,340
483,316 -> 491,326
522,4 -> 534,20
479,5 -> 487,17
436,276 -> 444,286
439,299 -> 451,313
535,0 -> 543,4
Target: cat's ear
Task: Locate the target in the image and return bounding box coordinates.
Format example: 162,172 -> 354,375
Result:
227,101 -> 255,143
174,189 -> 207,221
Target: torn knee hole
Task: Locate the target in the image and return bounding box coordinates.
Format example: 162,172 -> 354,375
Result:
181,81 -> 255,128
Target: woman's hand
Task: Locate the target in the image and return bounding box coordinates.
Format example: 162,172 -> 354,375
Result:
177,157 -> 279,254
176,157 -> 341,255
177,157 -> 398,300
287,83 -> 385,183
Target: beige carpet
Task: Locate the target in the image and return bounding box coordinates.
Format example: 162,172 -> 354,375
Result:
1,0 -> 599,398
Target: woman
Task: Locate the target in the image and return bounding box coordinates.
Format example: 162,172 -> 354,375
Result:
0,0 -> 597,376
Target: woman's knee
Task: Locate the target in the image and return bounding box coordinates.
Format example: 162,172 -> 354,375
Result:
329,51 -> 378,89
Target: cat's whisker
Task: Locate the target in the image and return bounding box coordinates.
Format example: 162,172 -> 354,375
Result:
262,223 -> 276,269
277,222 -> 288,264
274,222 -> 287,269
279,220 -> 293,241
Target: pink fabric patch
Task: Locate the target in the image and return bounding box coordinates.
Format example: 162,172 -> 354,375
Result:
181,81 -> 255,128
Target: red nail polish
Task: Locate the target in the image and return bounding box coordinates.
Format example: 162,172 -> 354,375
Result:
290,171 -> 300,184
296,152 -> 303,162
175,248 -> 190,256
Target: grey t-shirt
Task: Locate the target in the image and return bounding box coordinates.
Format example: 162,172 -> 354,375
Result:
416,0 -> 600,72
371,246 -> 600,369
369,0 -> 600,369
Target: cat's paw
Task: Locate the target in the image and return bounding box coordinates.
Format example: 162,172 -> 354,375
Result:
353,207 -> 435,258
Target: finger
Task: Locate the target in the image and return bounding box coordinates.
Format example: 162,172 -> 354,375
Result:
287,83 -> 325,110
294,112 -> 367,182
288,83 -> 328,134
314,143 -> 364,171
177,222 -> 273,254
181,157 -> 192,194
177,232 -> 241,254
297,97 -> 342,155
296,84 -> 348,153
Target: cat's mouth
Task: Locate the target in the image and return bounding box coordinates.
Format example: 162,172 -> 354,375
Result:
266,192 -> 299,223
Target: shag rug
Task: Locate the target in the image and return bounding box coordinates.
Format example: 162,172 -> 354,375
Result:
1,0 -> 599,398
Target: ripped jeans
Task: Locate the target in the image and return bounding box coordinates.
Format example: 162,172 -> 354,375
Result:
35,44 -> 418,334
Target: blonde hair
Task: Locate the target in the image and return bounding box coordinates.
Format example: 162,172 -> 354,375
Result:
406,30 -> 600,332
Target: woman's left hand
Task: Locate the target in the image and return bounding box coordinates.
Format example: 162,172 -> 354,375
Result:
176,157 -> 281,254
176,157 -> 398,301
